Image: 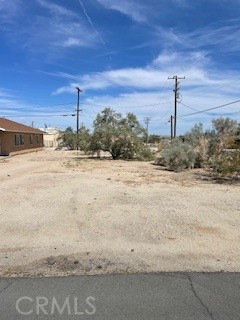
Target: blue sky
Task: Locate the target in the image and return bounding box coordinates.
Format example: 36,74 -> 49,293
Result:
0,0 -> 240,135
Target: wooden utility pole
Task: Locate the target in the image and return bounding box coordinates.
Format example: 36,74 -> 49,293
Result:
144,117 -> 151,145
76,87 -> 82,134
168,76 -> 185,138
75,87 -> 82,150
170,115 -> 173,140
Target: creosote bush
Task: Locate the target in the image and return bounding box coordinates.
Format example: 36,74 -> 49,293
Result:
158,139 -> 196,172
155,117 -> 240,175
135,145 -> 155,161
209,149 -> 240,176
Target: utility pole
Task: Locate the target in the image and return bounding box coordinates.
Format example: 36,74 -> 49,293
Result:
75,87 -> 82,150
168,76 -> 185,138
170,115 -> 173,140
144,117 -> 151,145
76,87 -> 82,134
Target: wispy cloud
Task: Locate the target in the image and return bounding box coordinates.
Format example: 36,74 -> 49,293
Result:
0,88 -> 16,98
50,47 -> 240,134
52,50 -> 219,94
34,0 -> 97,49
0,0 -> 22,22
35,0 -> 76,17
157,20 -> 240,53
171,0 -> 190,7
0,88 -> 75,128
0,0 -> 99,58
36,70 -> 79,80
96,0 -> 147,22
75,89 -> 240,135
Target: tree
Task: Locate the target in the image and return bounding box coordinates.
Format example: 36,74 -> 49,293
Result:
76,125 -> 91,154
60,126 -> 91,152
60,127 -> 76,150
212,117 -> 238,135
90,108 -> 153,160
211,117 -> 239,150
184,123 -> 204,147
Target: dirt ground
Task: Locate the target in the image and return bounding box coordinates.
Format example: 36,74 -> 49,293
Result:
0,149 -> 239,277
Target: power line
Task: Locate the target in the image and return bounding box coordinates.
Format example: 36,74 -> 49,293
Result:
179,99 -> 240,118
180,102 -> 213,115
28,102 -> 75,108
180,102 -> 200,112
1,113 -> 77,118
183,79 -> 240,102
82,100 -> 171,109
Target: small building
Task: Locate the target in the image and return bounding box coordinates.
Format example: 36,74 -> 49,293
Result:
0,118 -> 44,156
39,127 -> 61,148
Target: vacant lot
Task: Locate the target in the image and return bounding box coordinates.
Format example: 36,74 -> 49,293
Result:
0,149 -> 239,276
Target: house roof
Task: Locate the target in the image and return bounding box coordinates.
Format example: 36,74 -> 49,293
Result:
0,118 -> 45,134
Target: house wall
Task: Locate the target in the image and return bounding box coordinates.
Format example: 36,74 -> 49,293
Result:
43,133 -> 60,148
0,132 -> 43,156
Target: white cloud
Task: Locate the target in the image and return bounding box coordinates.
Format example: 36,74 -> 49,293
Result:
35,0 -> 76,17
152,51 -> 207,69
96,0 -> 147,22
171,0 -> 189,7
0,0 -> 22,26
80,89 -> 240,135
157,21 -> 240,53
0,88 -> 76,130
50,48 -> 240,134
23,17 -> 96,53
52,50 -> 222,94
62,37 -> 90,48
0,0 -> 98,56
33,0 -> 97,49
0,88 -> 15,98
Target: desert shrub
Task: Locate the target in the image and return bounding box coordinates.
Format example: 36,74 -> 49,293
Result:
156,138 -> 171,153
194,137 -> 209,168
184,123 -> 209,168
157,139 -> 196,172
60,127 -> 76,150
135,145 -> 155,161
212,117 -> 238,136
209,149 -> 240,176
76,126 -> 92,154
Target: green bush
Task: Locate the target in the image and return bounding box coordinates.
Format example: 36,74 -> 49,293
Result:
157,140 -> 196,172
135,146 -> 155,161
184,123 -> 209,168
209,149 -> 240,176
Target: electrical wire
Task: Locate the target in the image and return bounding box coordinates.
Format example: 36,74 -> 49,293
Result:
179,102 -> 214,115
1,113 -> 76,118
82,100 -> 171,109
179,99 -> 240,118
183,79 -> 240,102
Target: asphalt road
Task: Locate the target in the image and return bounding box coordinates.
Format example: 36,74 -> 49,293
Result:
0,272 -> 240,320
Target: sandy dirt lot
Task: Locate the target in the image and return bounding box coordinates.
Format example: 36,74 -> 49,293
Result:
0,149 -> 239,276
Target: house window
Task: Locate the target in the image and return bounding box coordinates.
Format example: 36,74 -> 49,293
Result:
15,134 -> 24,146
15,134 -> 20,146
30,134 -> 33,144
37,135 -> 39,144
